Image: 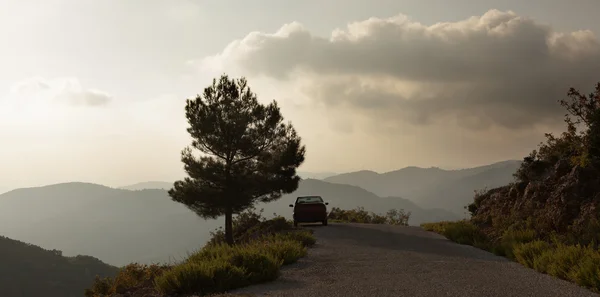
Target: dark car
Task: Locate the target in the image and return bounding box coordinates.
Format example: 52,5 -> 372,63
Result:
289,195 -> 329,227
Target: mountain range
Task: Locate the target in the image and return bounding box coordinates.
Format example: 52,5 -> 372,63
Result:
0,183 -> 221,266
323,160 -> 521,215
0,160 -> 521,268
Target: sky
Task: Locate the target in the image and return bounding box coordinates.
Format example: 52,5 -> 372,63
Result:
1,0 -> 599,191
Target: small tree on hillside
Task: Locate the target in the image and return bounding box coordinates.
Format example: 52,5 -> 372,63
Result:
514,82 -> 600,182
168,74 -> 305,245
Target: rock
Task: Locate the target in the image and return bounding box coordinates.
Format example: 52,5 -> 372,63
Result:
471,157 -> 600,242
554,159 -> 572,177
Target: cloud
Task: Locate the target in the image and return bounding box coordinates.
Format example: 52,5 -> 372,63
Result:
197,9 -> 600,131
9,77 -> 112,107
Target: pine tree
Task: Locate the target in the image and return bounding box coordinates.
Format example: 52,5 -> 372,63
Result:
168,74 -> 306,245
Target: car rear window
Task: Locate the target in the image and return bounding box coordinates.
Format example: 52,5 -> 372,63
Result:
296,196 -> 323,203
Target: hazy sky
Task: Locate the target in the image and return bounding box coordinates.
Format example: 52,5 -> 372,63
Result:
1,0 -> 599,191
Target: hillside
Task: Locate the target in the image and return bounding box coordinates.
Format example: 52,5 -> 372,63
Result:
324,160 -> 521,215
0,182 -> 222,266
119,181 -> 173,190
0,235 -> 118,297
0,179 -> 456,269
256,179 -> 459,225
120,178 -> 459,225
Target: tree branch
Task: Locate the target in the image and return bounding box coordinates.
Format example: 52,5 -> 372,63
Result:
194,137 -> 227,160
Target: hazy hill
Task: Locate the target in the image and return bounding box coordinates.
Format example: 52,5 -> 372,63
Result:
119,178 -> 459,225
120,181 -> 173,190
118,172 -> 336,191
324,160 -> 521,215
0,235 -> 117,297
297,171 -> 338,180
0,179 -> 456,268
255,179 -> 459,225
0,182 -> 221,266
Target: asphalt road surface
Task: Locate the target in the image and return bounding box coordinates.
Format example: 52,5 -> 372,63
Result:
230,223 -> 599,297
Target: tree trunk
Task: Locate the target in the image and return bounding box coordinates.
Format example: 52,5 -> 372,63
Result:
225,208 -> 234,245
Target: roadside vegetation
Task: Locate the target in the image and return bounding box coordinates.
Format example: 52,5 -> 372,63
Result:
84,208 -> 315,297
422,82 -> 600,292
328,206 -> 411,226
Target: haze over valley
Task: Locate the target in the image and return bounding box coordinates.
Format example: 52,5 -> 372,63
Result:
0,159 -> 520,266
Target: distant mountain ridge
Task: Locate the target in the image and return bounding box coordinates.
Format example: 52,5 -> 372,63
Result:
120,181 -> 173,190
0,160 -> 517,270
0,178 -> 459,268
324,160 -> 522,215
0,182 -> 222,266
119,178 -> 459,225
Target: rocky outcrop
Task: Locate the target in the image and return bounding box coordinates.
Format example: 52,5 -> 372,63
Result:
469,159 -> 600,244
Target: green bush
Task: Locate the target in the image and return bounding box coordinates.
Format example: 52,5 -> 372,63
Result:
425,221 -> 488,246
258,238 -> 307,265
85,263 -> 168,297
154,262 -> 215,295
157,242 -> 284,296
210,262 -> 250,293
541,244 -> 588,280
569,249 -> 600,290
328,207 -> 411,226
499,228 -> 537,259
229,247 -> 282,283
270,230 -> 316,247
421,221 -> 454,234
154,260 -> 249,295
208,208 -> 297,246
513,240 -> 551,268
187,243 -> 236,264
188,242 -> 282,284
503,240 -> 600,292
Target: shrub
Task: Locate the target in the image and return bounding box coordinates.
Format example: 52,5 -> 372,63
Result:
328,207 -> 411,225
208,208 -> 297,246
187,243 -> 236,264
421,221 -> 453,234
445,222 -> 487,246
258,238 -> 307,265
270,230 -> 316,247
154,260 -> 249,295
208,207 -> 266,246
228,247 -> 282,283
238,216 -> 295,243
422,221 -> 488,247
569,249 -> 600,290
499,228 -> 537,259
210,262 -> 250,293
188,243 -> 282,284
156,245 -> 281,296
154,262 -> 215,295
511,241 -> 600,292
542,244 -> 588,280
84,263 -> 168,297
513,240 -> 551,268
385,209 -> 411,226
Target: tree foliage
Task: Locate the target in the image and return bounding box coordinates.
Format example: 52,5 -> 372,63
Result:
169,74 -> 305,244
514,83 -> 600,182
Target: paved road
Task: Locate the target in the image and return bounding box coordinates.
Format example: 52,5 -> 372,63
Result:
230,223 -> 599,297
